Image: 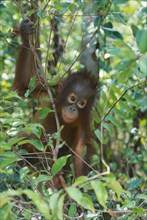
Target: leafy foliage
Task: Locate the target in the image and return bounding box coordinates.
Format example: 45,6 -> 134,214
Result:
0,0 -> 146,219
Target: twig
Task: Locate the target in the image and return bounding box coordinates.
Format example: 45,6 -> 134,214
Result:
64,142 -> 96,173
57,8 -> 80,75
29,38 -> 61,160
100,126 -> 110,174
14,0 -> 24,17
96,81 -> 146,176
42,0 -> 51,11
99,81 -> 146,125
65,0 -> 113,74
1,32 -> 17,55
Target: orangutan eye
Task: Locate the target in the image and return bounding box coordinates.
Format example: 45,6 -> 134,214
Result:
77,99 -> 87,109
67,93 -> 77,103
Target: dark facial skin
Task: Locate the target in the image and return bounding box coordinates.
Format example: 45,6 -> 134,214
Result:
61,92 -> 87,123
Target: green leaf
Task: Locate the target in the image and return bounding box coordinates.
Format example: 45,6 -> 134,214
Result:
0,112 -> 10,117
101,91 -> 111,107
26,9 -> 36,17
29,139 -> 44,151
102,23 -> 123,40
123,200 -> 136,208
0,158 -> 20,169
106,114 -> 121,128
131,24 -> 139,38
37,47 -> 48,53
39,107 -> 53,120
141,7 -> 147,14
113,107 -> 127,119
23,123 -> 43,138
104,173 -> 116,181
136,194 -> 147,200
136,28 -> 147,53
119,101 -> 136,115
2,151 -> 17,158
8,137 -> 25,147
18,139 -> 44,151
52,132 -> 61,141
127,178 -> 143,190
124,93 -> 140,107
50,190 -> 63,212
37,10 -> 44,18
117,61 -> 135,83
25,76 -> 37,97
109,88 -> 117,102
34,175 -> 52,186
106,180 -> 123,200
66,186 -> 83,203
138,54 -> 147,74
73,176 -> 88,187
57,194 -> 65,220
109,41 -> 135,59
66,186 -> 95,212
94,129 -> 107,144
49,73 -> 62,86
2,92 -> 21,100
115,59 -> 131,72
96,103 -> 103,116
68,203 -> 77,218
91,180 -> 108,208
80,195 -> 95,213
0,204 -> 13,220
0,190 -> 21,207
24,189 -> 51,219
133,207 -> 145,216
112,85 -> 122,96
104,174 -> 123,199
0,143 -> 11,151
110,11 -> 127,24
51,155 -> 70,176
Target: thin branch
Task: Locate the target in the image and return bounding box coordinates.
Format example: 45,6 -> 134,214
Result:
1,32 -> 17,55
100,126 -> 110,174
64,142 -> 96,173
44,20 -> 52,75
99,81 -> 146,125
29,39 -> 61,160
57,8 -> 80,75
14,0 -> 24,17
42,0 -> 50,12
65,0 -> 113,74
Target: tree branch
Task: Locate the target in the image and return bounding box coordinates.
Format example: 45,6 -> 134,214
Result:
99,81 -> 146,125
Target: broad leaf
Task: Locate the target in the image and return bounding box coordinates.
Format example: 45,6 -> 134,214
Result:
0,204 -> 13,220
39,107 -> 53,120
51,155 -> 70,176
91,180 -> 108,208
34,174 -> 52,185
66,186 -> 95,212
18,139 -> 44,151
73,176 -> 88,187
24,189 -> 51,219
57,194 -> 65,220
136,28 -> 147,53
0,158 -> 20,169
66,186 -> 83,203
68,204 -> 77,218
104,175 -> 123,200
50,190 -> 63,212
